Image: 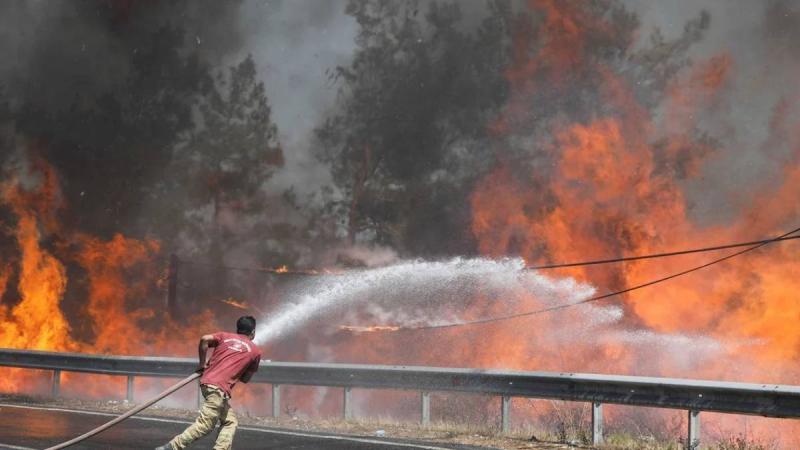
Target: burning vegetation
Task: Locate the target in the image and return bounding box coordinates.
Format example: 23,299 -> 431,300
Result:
1,0 -> 800,445
0,154 -> 215,395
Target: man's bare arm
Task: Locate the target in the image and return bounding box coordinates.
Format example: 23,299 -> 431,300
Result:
198,334 -> 219,371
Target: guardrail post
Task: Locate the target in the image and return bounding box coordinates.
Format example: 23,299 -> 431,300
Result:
343,387 -> 353,420
687,410 -> 700,449
421,391 -> 431,426
501,396 -> 511,433
126,375 -> 134,402
592,402 -> 603,445
272,384 -> 281,418
51,369 -> 61,397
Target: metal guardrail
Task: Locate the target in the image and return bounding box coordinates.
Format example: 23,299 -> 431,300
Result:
1,348 -> 799,448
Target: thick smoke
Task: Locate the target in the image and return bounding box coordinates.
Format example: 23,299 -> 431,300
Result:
0,0 -> 253,242
0,1 -> 245,112
2,1 -> 797,242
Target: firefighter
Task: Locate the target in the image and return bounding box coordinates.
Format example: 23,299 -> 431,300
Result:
156,316 -> 261,450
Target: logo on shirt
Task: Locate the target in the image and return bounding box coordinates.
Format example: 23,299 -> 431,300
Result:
224,338 -> 251,353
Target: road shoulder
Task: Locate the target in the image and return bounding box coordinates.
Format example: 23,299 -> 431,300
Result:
0,396 -> 525,450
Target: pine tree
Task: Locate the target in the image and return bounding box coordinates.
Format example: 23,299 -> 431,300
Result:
174,55 -> 283,261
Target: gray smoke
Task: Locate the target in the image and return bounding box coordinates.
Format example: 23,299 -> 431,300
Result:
233,0 -> 357,199
624,0 -> 800,227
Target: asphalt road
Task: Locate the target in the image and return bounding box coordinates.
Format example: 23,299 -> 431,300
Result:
0,404 -> 492,450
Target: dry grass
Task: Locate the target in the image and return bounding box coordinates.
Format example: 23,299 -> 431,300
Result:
713,434 -> 777,450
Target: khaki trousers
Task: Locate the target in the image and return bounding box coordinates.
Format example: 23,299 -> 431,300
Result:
170,384 -> 238,450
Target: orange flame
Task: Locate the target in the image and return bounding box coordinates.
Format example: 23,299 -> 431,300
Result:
221,297 -> 249,310
0,151 -> 217,395
0,161 -> 73,352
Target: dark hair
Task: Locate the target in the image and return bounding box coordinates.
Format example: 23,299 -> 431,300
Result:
236,316 -> 256,335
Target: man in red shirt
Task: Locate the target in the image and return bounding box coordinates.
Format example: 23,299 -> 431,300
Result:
156,316 -> 262,450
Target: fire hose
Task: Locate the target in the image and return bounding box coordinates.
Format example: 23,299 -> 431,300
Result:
44,371 -> 202,450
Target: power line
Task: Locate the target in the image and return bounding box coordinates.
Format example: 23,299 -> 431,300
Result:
379,226 -> 800,332
527,235 -> 800,270
177,233 -> 800,276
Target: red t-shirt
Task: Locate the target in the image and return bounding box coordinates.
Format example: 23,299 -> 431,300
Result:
200,331 -> 261,397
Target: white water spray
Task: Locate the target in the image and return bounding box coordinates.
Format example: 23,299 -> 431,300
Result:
254,257 -> 595,344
